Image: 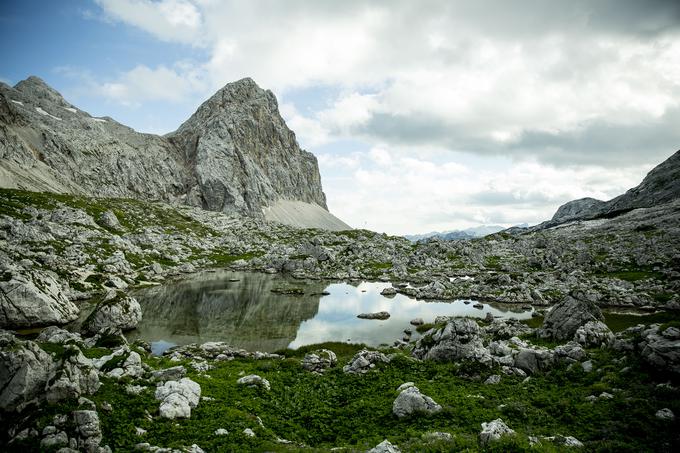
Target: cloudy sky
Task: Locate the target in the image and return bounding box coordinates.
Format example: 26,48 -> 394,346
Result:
2,0 -> 679,235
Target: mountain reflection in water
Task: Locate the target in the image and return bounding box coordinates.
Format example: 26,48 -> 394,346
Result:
127,271 -> 533,354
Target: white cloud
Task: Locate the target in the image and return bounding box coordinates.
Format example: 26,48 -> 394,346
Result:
321,150 -> 655,235
95,0 -> 203,45
88,0 -> 679,233
96,64 -> 207,106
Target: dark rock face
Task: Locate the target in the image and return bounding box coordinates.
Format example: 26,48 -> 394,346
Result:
551,198 -> 605,223
0,76 -> 331,221
545,150 -> 680,226
538,295 -> 604,341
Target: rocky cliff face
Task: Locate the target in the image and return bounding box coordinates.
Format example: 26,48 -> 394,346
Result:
0,76 -> 347,229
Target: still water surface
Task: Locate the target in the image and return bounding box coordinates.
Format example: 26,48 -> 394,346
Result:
126,270 -> 533,354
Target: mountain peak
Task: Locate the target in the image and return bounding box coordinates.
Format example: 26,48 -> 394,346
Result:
14,76 -> 68,106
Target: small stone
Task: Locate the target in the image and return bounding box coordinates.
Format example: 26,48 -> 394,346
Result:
381,287 -> 397,297
484,374 -> 501,385
214,428 -> 229,436
479,418 -> 515,446
367,439 -> 401,453
237,374 -> 271,391
656,408 -> 675,421
243,428 -> 255,437
410,318 -> 424,326
357,311 -> 390,320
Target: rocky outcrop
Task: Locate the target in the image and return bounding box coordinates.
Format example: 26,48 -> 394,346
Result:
412,318 -> 490,363
538,296 -> 604,341
367,440 -> 402,453
0,76 -> 348,230
45,345 -> 100,404
0,331 -> 55,413
0,269 -> 78,328
573,321 -> 615,348
551,198 -> 605,223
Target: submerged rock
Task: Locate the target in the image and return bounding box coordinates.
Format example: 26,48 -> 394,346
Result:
357,311 -> 390,320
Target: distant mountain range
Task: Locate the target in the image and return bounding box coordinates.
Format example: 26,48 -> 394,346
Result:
404,224 -> 529,242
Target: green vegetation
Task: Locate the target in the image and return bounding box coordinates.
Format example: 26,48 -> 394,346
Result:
603,311 -> 680,333
520,317 -> 544,329
7,342 -> 678,452
484,255 -> 502,270
599,270 -> 665,282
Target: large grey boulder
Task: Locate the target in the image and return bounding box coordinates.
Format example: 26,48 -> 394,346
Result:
93,347 -> 144,380
392,385 -> 442,419
639,325 -> 680,375
36,326 -> 83,345
538,296 -> 604,341
0,270 -> 78,328
574,321 -> 615,348
0,331 -> 55,412
551,198 -> 605,223
412,318 -> 491,364
99,210 -> 123,231
514,348 -> 555,374
155,378 -> 201,419
83,292 -> 142,334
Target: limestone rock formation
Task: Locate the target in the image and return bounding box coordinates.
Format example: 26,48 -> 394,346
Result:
392,384 -> 442,419
479,418 -> 515,446
412,318 -> 490,363
0,331 -> 55,413
538,296 -> 604,341
0,76 -> 349,230
551,198 -> 605,223
155,378 -> 201,419
83,292 -> 142,334
0,269 -> 78,328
